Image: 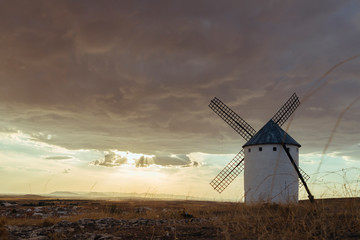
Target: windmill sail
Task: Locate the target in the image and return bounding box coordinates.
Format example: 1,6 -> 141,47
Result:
298,167 -> 310,188
209,150 -> 245,193
271,93 -> 300,127
209,97 -> 256,141
208,93 -> 312,202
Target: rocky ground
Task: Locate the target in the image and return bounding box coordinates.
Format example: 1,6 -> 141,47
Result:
1,197 -> 360,239
0,198 -> 224,239
6,217 -> 216,240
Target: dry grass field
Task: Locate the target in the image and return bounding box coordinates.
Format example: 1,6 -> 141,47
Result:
0,197 -> 359,239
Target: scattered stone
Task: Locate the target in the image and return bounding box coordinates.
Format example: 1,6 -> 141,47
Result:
6,217 -> 210,239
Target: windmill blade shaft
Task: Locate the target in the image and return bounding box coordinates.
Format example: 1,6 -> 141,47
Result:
272,93 -> 300,127
209,150 -> 245,193
209,97 -> 256,141
282,144 -> 315,203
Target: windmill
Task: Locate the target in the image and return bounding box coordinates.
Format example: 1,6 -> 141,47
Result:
209,93 -> 314,203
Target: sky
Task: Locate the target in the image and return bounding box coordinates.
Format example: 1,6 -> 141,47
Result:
0,0 -> 359,201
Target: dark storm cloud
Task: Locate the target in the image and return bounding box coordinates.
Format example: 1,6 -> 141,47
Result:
0,0 -> 359,160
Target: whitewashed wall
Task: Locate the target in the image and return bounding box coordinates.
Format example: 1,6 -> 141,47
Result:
244,144 -> 299,203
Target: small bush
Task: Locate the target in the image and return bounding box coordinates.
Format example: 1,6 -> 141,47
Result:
42,218 -> 57,227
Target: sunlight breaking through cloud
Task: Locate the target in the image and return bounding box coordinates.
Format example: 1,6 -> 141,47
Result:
90,151 -> 201,168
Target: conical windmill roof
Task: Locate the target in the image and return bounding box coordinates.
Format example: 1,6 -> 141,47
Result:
243,120 -> 301,147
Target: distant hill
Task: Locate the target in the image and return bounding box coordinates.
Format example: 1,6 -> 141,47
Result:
21,194 -> 46,198
46,191 -> 211,201
0,191 -> 225,201
48,191 -> 79,196
2,194 -> 47,199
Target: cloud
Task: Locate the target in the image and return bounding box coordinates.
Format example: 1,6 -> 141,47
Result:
0,0 -> 358,162
135,156 -> 154,168
90,152 -> 128,167
152,155 -> 200,167
90,151 -> 201,168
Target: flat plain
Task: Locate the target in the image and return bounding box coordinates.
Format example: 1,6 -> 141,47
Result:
0,196 -> 359,239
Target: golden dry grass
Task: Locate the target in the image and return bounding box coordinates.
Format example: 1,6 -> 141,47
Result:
213,199 -> 360,239
1,198 -> 360,239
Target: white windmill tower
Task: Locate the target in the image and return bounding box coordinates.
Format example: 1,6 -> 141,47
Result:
209,93 -> 314,203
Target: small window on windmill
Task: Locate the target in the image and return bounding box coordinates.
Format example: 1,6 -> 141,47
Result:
248,148 -> 251,153
273,147 -> 277,151
259,147 -> 262,151
286,147 -> 290,152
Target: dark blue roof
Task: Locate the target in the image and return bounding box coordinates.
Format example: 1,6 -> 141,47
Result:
243,120 -> 301,147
